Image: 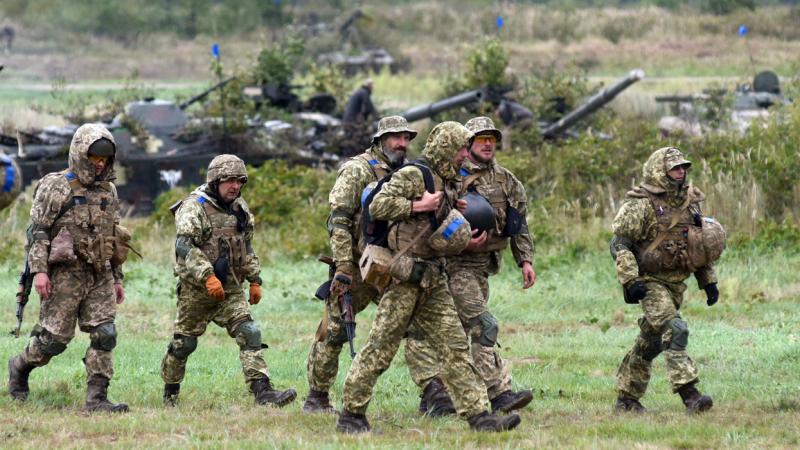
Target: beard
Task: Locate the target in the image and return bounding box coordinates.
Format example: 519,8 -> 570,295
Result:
383,147 -> 406,168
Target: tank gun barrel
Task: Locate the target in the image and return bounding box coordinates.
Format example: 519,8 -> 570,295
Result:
179,77 -> 236,110
400,89 -> 485,123
655,93 -> 712,103
542,69 -> 644,139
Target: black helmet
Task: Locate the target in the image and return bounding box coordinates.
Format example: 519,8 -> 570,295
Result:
460,191 -> 495,232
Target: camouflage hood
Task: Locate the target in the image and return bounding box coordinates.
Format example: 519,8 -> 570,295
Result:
68,124 -> 116,186
641,146 -> 692,194
420,121 -> 473,180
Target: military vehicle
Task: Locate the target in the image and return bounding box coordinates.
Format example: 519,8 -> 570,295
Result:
656,70 -> 790,137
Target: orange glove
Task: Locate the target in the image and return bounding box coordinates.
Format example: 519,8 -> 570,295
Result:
249,282 -> 262,305
205,275 -> 225,301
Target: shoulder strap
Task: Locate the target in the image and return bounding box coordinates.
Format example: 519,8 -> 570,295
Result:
409,161 -> 439,230
643,192 -> 693,254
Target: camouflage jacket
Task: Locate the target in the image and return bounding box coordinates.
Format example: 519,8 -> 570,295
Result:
174,185 -> 260,292
457,157 -> 534,267
328,145 -> 396,267
28,124 -> 123,281
612,151 -> 716,289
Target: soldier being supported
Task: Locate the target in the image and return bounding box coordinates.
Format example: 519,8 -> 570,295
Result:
160,154 -> 296,407
611,147 -> 725,413
8,124 -> 130,412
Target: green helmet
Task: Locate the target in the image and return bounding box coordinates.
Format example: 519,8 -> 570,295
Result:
207,154 -> 248,184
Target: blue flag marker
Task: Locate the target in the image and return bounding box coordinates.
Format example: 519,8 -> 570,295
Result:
738,25 -> 748,37
496,16 -> 504,29
274,0 -> 281,5
211,43 -> 220,60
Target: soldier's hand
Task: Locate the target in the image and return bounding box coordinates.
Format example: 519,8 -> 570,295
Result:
521,261 -> 536,289
704,283 -> 719,306
249,282 -> 262,305
411,191 -> 442,213
626,280 -> 648,302
465,229 -> 488,252
114,282 -> 125,304
205,275 -> 225,301
33,272 -> 51,300
455,198 -> 468,213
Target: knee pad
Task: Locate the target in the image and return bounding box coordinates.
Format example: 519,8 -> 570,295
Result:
234,321 -> 262,351
476,311 -> 499,347
36,329 -> 68,357
168,334 -> 198,360
89,323 -> 117,351
667,318 -> 689,351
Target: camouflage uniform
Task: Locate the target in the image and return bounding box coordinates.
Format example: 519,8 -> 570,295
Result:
8,124 -> 128,411
161,155 -> 295,407
612,147 -> 717,405
340,121 -> 517,432
306,116 -> 438,408
442,117 -> 535,402
1,152 -> 22,211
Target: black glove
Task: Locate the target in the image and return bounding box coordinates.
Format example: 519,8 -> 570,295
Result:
704,283 -> 719,306
626,281 -> 648,303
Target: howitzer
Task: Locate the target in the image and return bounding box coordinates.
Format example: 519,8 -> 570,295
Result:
11,257 -> 32,338
178,77 -> 236,110
399,89 -> 485,123
541,69 -> 645,139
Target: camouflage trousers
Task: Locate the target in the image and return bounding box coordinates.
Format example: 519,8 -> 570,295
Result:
445,255 -> 512,399
617,280 -> 699,398
342,267 -> 489,419
306,269 -> 441,393
161,281 -> 269,385
20,265 -> 117,380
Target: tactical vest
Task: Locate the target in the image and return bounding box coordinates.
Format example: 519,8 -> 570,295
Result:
352,154 -> 390,254
387,171 -> 451,259
635,189 -> 703,274
461,166 -> 510,252
192,195 -> 248,284
50,171 -> 117,272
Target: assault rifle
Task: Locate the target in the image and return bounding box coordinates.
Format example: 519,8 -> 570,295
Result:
314,255 -> 357,358
11,255 -> 32,338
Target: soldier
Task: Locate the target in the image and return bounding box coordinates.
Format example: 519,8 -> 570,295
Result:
418,117 -> 536,414
160,154 -> 296,408
611,147 -> 721,413
7,124 -> 129,412
336,121 -> 522,433
342,79 -> 377,124
304,115 -> 448,415
1,151 -> 22,211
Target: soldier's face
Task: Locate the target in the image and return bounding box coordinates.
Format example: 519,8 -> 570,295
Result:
453,145 -> 469,168
218,177 -> 244,202
667,164 -> 688,182
88,154 -> 109,176
381,132 -> 411,164
469,133 -> 497,163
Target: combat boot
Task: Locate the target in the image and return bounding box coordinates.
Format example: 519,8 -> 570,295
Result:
8,355 -> 35,401
250,377 -> 297,407
418,396 -> 428,414
85,375 -> 129,413
467,411 -> 521,432
677,382 -> 713,414
614,392 -> 646,413
302,388 -> 336,413
336,409 -> 370,433
491,389 -> 534,413
163,383 -> 180,407
421,377 -> 456,417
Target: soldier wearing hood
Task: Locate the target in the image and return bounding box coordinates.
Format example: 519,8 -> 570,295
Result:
160,154 -> 296,408
417,117 -> 536,415
304,116 -> 443,414
336,121 -> 522,434
611,147 -> 721,414
8,124 -> 129,412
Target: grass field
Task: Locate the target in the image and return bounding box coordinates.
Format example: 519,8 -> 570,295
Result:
1,236 -> 798,448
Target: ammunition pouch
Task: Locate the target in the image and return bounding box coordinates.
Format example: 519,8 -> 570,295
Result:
389,254 -> 427,284
48,227 -> 77,265
76,233 -> 114,272
110,224 -> 133,266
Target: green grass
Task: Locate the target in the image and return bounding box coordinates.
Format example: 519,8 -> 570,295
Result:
1,243 -> 799,448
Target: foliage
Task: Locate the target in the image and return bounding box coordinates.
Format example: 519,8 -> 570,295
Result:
251,35 -> 307,87
443,37 -> 512,96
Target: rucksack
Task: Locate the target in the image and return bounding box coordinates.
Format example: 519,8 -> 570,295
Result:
361,160 -> 439,248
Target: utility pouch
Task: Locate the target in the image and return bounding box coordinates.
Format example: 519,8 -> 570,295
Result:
48,228 -> 77,265
503,205 -> 524,236
111,224 -> 133,266
213,251 -> 230,284
359,244 -> 393,291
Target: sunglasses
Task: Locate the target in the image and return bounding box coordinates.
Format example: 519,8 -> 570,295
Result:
474,135 -> 497,144
88,155 -> 109,164
221,176 -> 248,184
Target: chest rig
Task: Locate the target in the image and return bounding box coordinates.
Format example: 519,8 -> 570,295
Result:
461,166 -> 511,252
636,189 -> 702,274
194,195 -> 248,284
51,171 -> 117,272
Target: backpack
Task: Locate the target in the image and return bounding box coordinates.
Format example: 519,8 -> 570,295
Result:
361,160 -> 439,248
